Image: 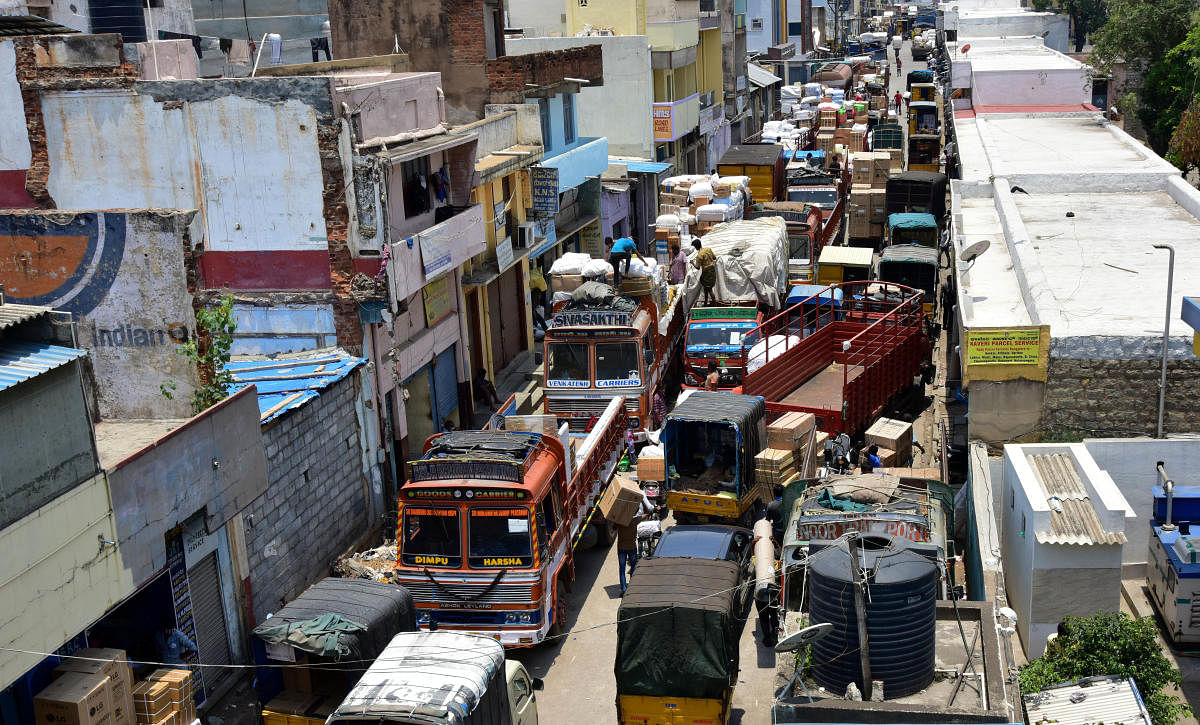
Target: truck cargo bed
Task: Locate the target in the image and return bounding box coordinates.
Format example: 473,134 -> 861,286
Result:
781,362 -> 864,410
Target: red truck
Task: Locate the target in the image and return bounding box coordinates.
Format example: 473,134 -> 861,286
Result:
735,281 -> 928,435
393,397 -> 627,647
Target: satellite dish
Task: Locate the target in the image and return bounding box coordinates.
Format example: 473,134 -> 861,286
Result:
960,239 -> 990,262
961,43 -> 971,54
775,622 -> 835,652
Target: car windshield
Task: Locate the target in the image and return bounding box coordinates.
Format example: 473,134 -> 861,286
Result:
546,342 -> 590,385
686,322 -> 758,349
654,528 -> 729,559
595,342 -> 640,384
788,188 -> 838,207
400,507 -> 461,567
468,508 -> 533,567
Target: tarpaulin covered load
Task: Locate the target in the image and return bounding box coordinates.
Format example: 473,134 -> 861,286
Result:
253,577 -> 416,660
661,391 -> 767,496
615,557 -> 741,699
688,218 -> 790,308
886,212 -> 938,230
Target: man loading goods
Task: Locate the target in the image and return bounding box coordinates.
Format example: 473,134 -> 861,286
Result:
606,236 -> 647,288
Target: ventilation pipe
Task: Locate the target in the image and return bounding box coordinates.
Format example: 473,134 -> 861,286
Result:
1159,461 -> 1176,531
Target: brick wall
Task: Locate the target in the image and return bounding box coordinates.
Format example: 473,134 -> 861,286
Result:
486,45 -> 605,104
244,371 -> 370,622
11,34 -> 137,209
1043,357 -> 1200,437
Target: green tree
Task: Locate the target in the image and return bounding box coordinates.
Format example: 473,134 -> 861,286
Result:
1089,0 -> 1194,79
1170,100 -> 1200,176
1029,0 -> 1106,53
1137,17 -> 1200,161
1018,612 -> 1192,725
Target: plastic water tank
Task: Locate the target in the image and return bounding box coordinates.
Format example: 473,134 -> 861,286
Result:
808,533 -> 938,698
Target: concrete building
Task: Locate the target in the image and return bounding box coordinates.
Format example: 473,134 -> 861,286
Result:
950,108 -> 1199,441
941,2 -> 1070,53
1001,443 -> 1133,656
948,37 -> 1091,110
0,297 -> 271,716
507,35 -> 656,160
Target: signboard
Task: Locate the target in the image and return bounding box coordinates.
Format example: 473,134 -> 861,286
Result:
530,167 -> 560,214
496,237 -> 515,273
419,230 -> 454,281
795,515 -> 930,543
520,169 -> 533,208
422,276 -> 453,327
652,104 -> 674,141
965,328 -> 1041,366
552,310 -> 633,327
493,199 -> 507,232
580,220 -> 604,257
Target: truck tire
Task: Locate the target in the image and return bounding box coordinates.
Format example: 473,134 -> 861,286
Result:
547,574 -> 569,639
598,520 -> 616,547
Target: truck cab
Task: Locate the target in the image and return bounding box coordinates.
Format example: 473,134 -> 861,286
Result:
327,631 -> 542,725
682,305 -> 762,389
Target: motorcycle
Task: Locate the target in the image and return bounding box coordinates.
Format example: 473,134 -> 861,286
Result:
637,479 -> 665,558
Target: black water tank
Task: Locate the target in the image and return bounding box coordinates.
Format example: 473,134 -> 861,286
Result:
809,533 -> 938,698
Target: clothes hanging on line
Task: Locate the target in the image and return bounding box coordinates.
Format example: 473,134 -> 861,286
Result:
227,39 -> 250,65
158,30 -> 203,58
310,37 -> 331,63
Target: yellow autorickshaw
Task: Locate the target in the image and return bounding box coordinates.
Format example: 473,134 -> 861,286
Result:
818,245 -> 874,285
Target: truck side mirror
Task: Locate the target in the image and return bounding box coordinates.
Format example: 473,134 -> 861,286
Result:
643,348 -> 654,366
532,677 -> 545,691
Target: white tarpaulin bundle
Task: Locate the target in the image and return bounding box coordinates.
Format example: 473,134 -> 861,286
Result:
688,217 -> 790,308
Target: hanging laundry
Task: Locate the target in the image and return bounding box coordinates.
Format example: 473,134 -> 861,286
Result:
158,30 -> 203,59
228,39 -> 250,65
219,37 -> 232,55
267,33 -> 283,65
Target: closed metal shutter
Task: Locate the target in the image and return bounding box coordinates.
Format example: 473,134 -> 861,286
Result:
188,552 -> 231,694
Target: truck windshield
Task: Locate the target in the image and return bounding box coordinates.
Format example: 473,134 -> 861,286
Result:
595,342 -> 640,385
468,508 -> 533,567
686,322 -> 758,352
787,188 -> 838,207
547,342 -> 590,386
400,506 -> 462,567
790,233 -> 812,260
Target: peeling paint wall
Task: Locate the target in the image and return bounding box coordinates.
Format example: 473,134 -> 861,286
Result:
0,210 -> 201,419
0,40 -> 34,207
39,85 -> 329,253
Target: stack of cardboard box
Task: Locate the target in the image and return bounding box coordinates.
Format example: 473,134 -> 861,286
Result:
754,412 -> 819,488
848,184 -> 872,241
637,453 -> 666,482
36,647 -> 136,725
131,669 -> 198,725
864,417 -> 914,467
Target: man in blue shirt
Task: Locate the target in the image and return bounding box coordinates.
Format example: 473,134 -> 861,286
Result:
604,236 -> 646,289
156,626 -> 197,664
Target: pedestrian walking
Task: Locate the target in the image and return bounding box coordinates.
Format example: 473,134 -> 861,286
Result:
615,494 -> 655,595
894,91 -> 902,112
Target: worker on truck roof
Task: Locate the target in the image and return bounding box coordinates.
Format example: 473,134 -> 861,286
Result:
606,236 -> 646,289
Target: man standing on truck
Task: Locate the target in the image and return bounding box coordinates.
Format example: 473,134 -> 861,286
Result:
669,242 -> 687,284
606,236 -> 646,289
692,239 -> 717,306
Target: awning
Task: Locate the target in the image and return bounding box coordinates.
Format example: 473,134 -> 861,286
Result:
614,159 -> 673,174
375,131 -> 478,165
747,63 -> 783,88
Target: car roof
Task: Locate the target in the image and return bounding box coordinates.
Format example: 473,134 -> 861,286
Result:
655,525 -> 751,558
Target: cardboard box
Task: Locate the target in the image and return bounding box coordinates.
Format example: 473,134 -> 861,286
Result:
504,415 -> 559,434
768,412 -> 816,450
56,649 -> 133,725
36,671 -> 113,725
599,474 -> 644,526
132,680 -> 174,724
637,455 -> 666,481
865,417 -> 913,456
550,274 -> 584,293
868,189 -> 888,223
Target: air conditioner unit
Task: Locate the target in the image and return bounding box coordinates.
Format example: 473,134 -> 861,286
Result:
516,222 -> 536,249
751,17 -> 764,30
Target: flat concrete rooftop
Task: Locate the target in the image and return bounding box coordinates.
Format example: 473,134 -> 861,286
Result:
956,197 -> 1030,328
949,38 -> 1084,72
958,114 -> 1180,195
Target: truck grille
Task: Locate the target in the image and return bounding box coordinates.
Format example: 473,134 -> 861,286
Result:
399,577 -> 535,605
546,397 -> 640,414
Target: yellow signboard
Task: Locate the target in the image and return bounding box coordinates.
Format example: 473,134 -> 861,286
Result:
965,328 -> 1041,366
580,221 -> 604,257
422,276 -> 453,327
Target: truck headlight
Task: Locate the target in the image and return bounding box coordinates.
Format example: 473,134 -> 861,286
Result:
418,611 -> 431,624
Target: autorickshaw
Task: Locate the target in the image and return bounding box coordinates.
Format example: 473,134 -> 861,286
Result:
876,244 -> 940,315
817,245 -> 874,286
786,284 -> 845,335
911,82 -> 936,102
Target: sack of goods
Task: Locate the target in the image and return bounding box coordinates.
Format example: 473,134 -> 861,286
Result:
549,252 -> 594,275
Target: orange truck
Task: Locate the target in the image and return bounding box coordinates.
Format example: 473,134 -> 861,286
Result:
543,285 -> 688,439
393,397 -> 627,647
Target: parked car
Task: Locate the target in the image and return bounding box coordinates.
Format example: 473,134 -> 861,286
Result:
650,524 -> 755,613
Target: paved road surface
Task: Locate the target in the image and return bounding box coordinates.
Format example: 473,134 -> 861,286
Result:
512,530 -> 780,724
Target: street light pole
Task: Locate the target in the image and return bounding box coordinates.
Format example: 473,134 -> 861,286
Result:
1152,244 -> 1175,438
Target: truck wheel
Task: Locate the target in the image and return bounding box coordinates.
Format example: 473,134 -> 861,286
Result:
598,521 -> 616,547
547,575 -> 569,639
578,523 -> 600,550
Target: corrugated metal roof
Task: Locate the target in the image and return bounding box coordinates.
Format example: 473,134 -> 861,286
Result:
748,62 -> 783,87
1023,676 -> 1151,725
0,15 -> 81,37
0,340 -> 87,392
225,351 -> 365,423
0,302 -> 52,331
1029,453 -> 1126,546
614,159 -> 673,174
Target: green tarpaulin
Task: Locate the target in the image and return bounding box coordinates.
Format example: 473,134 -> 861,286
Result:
615,558 -> 740,700
254,613 -> 367,659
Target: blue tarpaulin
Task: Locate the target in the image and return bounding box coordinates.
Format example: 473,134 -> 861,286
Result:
225,352 -> 366,422
787,285 -> 844,306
